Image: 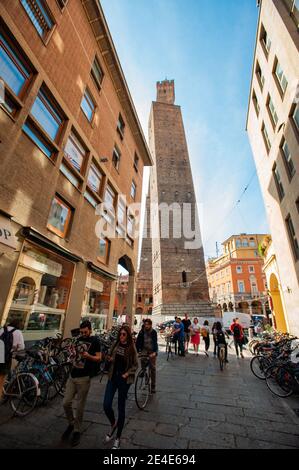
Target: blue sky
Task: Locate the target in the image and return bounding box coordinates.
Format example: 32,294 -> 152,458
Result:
101,0 -> 269,261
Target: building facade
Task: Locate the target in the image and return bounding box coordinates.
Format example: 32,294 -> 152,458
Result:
0,0 -> 152,340
246,0 -> 299,335
114,273 -> 153,320
138,79 -> 214,320
206,234 -> 269,317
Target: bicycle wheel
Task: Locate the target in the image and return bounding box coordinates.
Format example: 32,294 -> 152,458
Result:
265,365 -> 295,398
135,370 -> 150,410
9,373 -> 39,416
250,355 -> 271,380
166,342 -> 171,361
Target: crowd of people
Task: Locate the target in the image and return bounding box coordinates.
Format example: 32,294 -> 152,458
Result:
0,314 -> 255,450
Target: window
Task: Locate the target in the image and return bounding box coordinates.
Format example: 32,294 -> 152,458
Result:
256,62 -> 265,91
112,146 -> 121,170
236,266 -> 242,274
0,30 -> 33,104
260,24 -> 271,57
251,282 -> 258,294
98,238 -> 110,264
134,153 -> 139,172
249,266 -> 255,273
182,271 -> 187,283
236,239 -> 241,248
104,185 -> 116,224
238,281 -> 245,293
20,0 -> 55,43
64,132 -> 86,173
22,121 -> 53,158
286,214 -> 299,260
117,198 -> 126,234
91,56 -> 104,91
56,0 -> 68,8
117,113 -> 125,139
60,163 -> 80,188
291,104 -> 299,133
30,86 -> 64,141
87,162 -> 102,194
242,238 -> 249,247
262,122 -> 271,152
267,95 -> 279,128
81,88 -> 95,122
274,58 -> 288,95
249,238 -> 256,247
131,181 -> 137,200
281,138 -> 296,179
252,90 -> 260,116
127,213 -> 135,239
273,163 -> 285,201
47,195 -> 72,238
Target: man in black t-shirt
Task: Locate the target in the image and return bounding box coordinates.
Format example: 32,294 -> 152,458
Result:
182,313 -> 191,354
62,320 -> 101,447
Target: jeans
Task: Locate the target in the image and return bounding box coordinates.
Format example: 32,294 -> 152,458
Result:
234,339 -> 243,356
103,375 -> 131,439
178,337 -> 185,356
63,376 -> 91,432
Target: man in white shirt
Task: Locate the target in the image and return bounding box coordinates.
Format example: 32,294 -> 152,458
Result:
0,319 -> 25,400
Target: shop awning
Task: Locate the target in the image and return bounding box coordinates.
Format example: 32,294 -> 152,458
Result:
87,261 -> 118,281
21,227 -> 83,263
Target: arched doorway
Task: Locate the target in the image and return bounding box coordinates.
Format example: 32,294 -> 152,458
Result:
237,301 -> 249,313
222,303 -> 228,312
228,302 -> 234,312
269,274 -> 287,332
251,300 -> 262,315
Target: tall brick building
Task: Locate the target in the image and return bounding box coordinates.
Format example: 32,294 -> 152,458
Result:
0,0 -> 152,340
138,80 -> 214,319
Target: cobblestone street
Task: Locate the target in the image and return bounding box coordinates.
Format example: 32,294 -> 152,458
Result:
1,341 -> 299,450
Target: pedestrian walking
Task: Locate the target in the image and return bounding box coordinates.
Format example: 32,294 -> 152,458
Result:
211,322 -> 218,357
182,313 -> 191,354
103,325 -> 138,449
62,320 -> 102,447
173,318 -> 185,356
136,318 -> 158,393
0,319 -> 25,401
172,316 -> 180,355
201,320 -> 210,357
230,318 -> 244,358
189,317 -> 201,356
215,321 -> 229,363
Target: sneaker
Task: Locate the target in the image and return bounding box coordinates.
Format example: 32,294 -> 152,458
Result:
61,424 -> 74,441
104,423 -> 117,443
70,432 -> 81,447
112,438 -> 120,449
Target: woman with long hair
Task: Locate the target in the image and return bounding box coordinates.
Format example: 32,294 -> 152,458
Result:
103,325 -> 138,449
189,317 -> 201,356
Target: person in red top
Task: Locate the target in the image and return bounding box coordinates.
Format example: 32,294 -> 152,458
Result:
230,318 -> 244,358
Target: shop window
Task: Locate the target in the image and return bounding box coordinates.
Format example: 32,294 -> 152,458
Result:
82,273 -> 111,332
7,244 -> 74,339
20,0 -> 55,44
47,194 -> 73,238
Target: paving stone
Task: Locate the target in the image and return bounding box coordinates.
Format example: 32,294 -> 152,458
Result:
154,423 -> 179,437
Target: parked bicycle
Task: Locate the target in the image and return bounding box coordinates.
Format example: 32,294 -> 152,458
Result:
134,354 -> 152,410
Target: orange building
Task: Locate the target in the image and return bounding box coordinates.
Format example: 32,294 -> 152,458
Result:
206,234 -> 270,316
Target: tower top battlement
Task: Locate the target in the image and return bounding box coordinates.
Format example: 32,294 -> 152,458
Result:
156,79 -> 175,105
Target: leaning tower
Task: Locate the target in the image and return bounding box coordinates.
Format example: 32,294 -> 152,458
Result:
139,80 -> 214,319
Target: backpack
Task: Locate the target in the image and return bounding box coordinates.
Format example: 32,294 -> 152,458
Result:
233,324 -> 241,338
0,327 -> 16,365
216,330 -> 226,344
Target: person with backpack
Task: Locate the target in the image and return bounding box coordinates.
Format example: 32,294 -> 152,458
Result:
62,320 -> 102,447
201,320 -> 210,357
0,319 -> 25,400
230,318 -> 244,358
215,321 -> 229,363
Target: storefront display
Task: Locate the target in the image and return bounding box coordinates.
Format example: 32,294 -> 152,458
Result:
5,242 -> 74,341
82,272 -> 111,332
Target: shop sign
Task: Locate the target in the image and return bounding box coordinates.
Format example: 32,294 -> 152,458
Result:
0,215 -> 17,250
22,250 -> 62,277
86,274 -> 103,292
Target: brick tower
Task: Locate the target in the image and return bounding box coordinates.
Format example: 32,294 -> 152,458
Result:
139,80 -> 214,319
